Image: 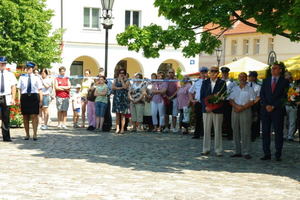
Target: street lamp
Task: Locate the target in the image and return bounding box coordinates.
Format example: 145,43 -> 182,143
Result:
215,48 -> 223,67
100,0 -> 115,77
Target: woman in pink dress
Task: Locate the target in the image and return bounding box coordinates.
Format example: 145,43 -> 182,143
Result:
177,75 -> 192,134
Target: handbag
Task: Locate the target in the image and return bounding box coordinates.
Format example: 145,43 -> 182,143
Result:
182,106 -> 191,123
161,95 -> 168,106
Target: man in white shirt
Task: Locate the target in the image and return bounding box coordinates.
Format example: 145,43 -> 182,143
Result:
0,56 -> 17,142
229,72 -> 255,159
189,66 -> 208,139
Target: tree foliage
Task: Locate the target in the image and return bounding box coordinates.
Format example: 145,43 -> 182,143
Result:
0,0 -> 64,68
116,0 -> 300,58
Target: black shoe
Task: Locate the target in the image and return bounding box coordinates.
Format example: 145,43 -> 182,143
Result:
3,139 -> 12,142
245,155 -> 251,159
251,139 -> 255,142
24,137 -> 30,140
33,138 -> 38,141
90,127 -> 96,131
227,137 -> 233,141
260,155 -> 271,160
276,157 -> 282,161
86,126 -> 93,130
288,139 -> 294,141
230,154 -> 242,157
192,136 -> 200,139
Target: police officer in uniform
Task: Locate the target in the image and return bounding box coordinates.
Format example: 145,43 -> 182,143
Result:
17,61 -> 43,141
0,56 -> 17,142
221,67 -> 237,140
189,66 -> 208,139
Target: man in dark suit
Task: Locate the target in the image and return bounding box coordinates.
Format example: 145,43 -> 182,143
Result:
200,65 -> 227,156
260,63 -> 289,161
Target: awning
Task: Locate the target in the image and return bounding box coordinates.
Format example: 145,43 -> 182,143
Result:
284,55 -> 300,79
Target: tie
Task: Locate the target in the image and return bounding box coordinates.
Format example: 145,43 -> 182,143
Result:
271,78 -> 276,93
250,82 -> 252,87
27,75 -> 31,94
0,71 -> 4,93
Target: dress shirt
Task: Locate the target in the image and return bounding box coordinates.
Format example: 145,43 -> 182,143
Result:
188,79 -> 203,101
0,70 -> 17,95
230,85 -> 255,106
271,76 -> 280,85
247,82 -> 261,99
107,80 -> 113,95
224,78 -> 237,92
211,78 -> 217,93
17,73 -> 43,94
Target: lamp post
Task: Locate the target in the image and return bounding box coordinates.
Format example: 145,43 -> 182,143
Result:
100,0 -> 115,77
215,48 -> 223,67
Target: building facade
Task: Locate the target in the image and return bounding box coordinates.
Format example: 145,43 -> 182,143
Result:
46,0 -> 199,84
200,19 -> 300,69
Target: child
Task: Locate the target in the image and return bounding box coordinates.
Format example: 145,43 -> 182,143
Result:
94,76 -> 108,132
72,84 -> 82,128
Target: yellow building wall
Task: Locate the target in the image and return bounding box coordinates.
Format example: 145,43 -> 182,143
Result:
126,58 -> 142,78
163,59 -> 180,71
75,56 -> 99,77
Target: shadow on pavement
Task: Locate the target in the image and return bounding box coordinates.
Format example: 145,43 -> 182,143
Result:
13,126 -> 300,182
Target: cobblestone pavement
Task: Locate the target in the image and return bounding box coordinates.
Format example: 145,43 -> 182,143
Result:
1,102 -> 300,199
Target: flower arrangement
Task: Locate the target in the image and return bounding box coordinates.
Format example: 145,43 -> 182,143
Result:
283,85 -> 300,108
10,68 -> 25,127
204,82 -> 231,110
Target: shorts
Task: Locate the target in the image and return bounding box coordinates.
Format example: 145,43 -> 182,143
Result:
81,97 -> 87,102
56,96 -> 69,111
95,101 -> 107,117
42,95 -> 50,107
75,108 -> 80,113
166,98 -> 178,117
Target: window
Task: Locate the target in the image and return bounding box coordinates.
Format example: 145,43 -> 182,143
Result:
231,40 -> 237,55
125,10 -> 140,29
83,8 -> 100,29
268,38 -> 274,52
254,39 -> 260,54
244,40 -> 249,55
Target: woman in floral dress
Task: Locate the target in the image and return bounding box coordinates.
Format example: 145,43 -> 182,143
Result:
112,68 -> 130,134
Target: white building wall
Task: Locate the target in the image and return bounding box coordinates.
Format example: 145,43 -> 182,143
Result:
46,0 -> 198,78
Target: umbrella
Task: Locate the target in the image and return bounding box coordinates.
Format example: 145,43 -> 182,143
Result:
220,57 -> 268,79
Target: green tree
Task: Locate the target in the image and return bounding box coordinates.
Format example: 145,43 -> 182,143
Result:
117,0 -> 300,58
176,67 -> 183,85
0,0 -> 64,68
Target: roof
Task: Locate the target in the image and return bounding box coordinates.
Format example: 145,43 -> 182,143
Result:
203,12 -> 257,36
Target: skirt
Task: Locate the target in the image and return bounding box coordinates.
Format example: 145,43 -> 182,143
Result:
21,94 -> 40,115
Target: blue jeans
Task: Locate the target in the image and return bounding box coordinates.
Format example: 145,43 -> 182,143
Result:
95,101 -> 107,117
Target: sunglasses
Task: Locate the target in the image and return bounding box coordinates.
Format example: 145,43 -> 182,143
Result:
168,72 -> 174,73
210,70 -> 219,73
119,72 -> 125,74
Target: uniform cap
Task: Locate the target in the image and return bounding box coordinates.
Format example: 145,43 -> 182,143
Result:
25,61 -> 36,68
221,67 -> 230,72
0,56 -> 7,64
199,66 -> 208,72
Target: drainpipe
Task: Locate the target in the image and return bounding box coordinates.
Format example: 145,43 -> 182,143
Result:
223,35 -> 226,66
61,0 -> 63,44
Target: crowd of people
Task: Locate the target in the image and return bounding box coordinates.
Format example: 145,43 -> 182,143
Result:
0,55 -> 297,161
